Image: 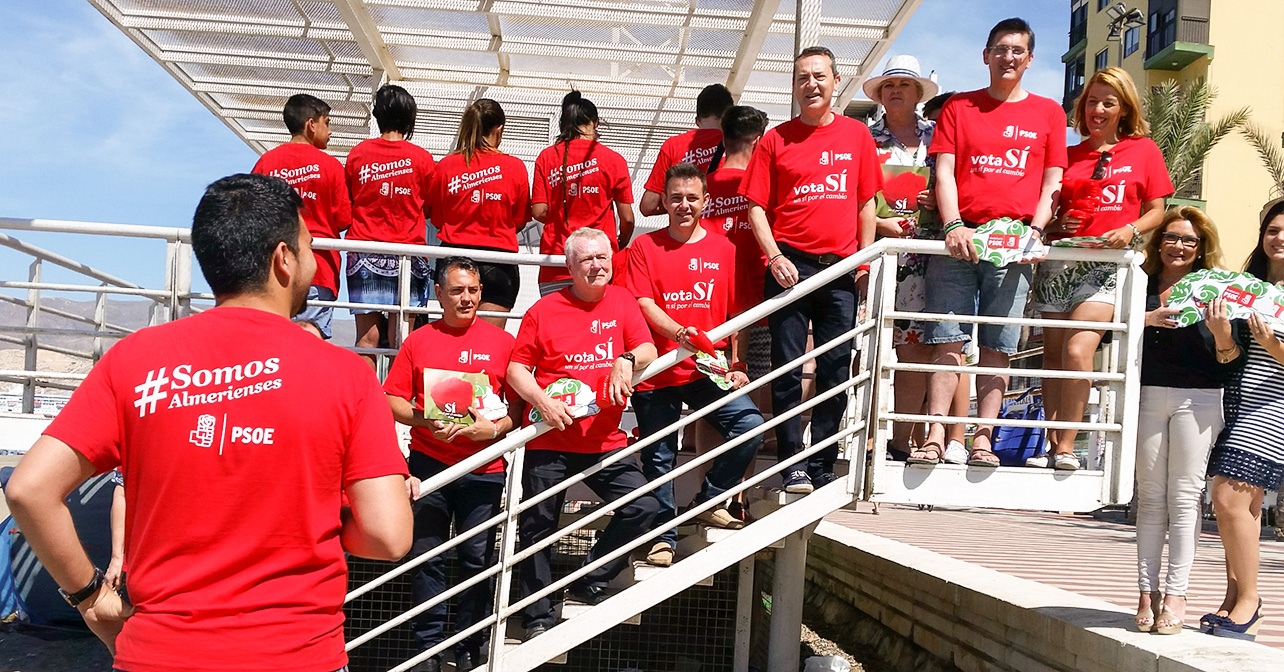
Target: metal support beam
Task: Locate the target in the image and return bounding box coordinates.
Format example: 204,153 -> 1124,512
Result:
767,521 -> 817,672
333,0 -> 402,81
734,556 -> 755,672
835,0 -> 925,111
726,0 -> 784,97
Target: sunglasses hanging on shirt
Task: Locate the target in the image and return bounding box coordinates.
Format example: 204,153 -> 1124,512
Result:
1091,151 -> 1113,180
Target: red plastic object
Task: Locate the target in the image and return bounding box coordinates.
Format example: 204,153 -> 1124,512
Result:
687,328 -> 718,356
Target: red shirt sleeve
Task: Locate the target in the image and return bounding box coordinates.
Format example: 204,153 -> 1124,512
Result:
625,237 -> 653,300
739,132 -> 777,210
1142,140 -> 1175,200
855,128 -> 885,203
42,349 -> 122,474
1045,102 -> 1069,169
643,139 -> 674,194
343,370 -> 409,485
510,305 -> 541,367
929,98 -> 959,157
531,152 -> 549,206
382,342 -> 416,402
612,153 -> 634,204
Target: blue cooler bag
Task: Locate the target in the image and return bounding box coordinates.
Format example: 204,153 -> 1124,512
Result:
991,388 -> 1046,466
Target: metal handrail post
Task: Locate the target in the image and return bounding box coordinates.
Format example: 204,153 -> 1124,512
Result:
490,445 -> 527,672
22,258 -> 41,414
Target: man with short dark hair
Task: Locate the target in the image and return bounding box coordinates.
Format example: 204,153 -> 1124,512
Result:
919,17 -> 1066,467
6,173 -> 413,671
639,83 -> 736,216
628,162 -> 765,567
384,256 -> 523,671
741,46 -> 884,494
252,93 -> 352,339
507,227 -> 660,639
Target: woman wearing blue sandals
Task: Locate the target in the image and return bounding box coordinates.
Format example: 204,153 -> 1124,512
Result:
1202,198 -> 1284,640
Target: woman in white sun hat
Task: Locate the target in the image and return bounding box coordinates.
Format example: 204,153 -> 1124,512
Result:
863,56 -> 967,467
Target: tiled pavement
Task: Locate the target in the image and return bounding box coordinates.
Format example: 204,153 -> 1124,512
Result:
826,505 -> 1284,647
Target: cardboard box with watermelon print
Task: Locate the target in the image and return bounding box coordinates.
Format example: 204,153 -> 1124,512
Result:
423,369 -> 508,425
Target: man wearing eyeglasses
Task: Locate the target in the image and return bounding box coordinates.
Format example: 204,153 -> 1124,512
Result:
915,17 -> 1067,468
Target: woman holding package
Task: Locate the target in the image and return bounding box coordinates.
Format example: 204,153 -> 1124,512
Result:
1201,198 -> 1284,640
1131,206 -> 1239,635
1030,67 -> 1173,471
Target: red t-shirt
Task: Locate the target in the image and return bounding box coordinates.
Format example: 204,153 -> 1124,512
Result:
626,229 -> 738,390
702,167 -> 764,312
511,285 -> 653,452
384,319 -> 514,473
532,139 -> 633,283
428,150 -> 530,251
931,89 -> 1069,223
345,138 -> 436,244
1061,136 -> 1173,238
42,307 -> 407,672
740,115 -> 883,257
643,128 -> 724,193
251,143 -> 352,294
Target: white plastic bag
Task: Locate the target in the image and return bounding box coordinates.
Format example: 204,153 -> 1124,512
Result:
803,656 -> 851,672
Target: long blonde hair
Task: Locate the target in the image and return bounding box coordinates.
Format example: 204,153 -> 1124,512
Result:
1141,205 -> 1224,275
1073,67 -> 1149,137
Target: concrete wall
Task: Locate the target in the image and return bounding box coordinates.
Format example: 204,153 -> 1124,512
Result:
788,521 -> 1284,672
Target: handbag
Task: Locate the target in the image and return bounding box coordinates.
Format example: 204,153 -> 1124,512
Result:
991,388 -> 1046,467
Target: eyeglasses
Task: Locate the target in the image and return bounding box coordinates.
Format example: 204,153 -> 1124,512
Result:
1160,232 -> 1201,248
1091,151 -> 1113,180
986,45 -> 1029,58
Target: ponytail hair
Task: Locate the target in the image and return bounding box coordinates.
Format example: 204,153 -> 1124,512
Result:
556,90 -> 599,143
453,99 -> 506,165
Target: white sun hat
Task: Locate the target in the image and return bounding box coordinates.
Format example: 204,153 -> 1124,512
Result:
861,54 -> 939,105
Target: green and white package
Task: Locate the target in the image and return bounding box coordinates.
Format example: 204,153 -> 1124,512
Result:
1165,269 -> 1284,328
971,217 -> 1039,266
694,350 -> 733,391
528,377 -> 600,424
1050,236 -> 1111,248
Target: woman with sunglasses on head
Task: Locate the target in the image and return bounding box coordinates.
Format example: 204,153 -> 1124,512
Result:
1030,67 -> 1173,471
1202,198 -> 1284,641
1131,206 -> 1240,635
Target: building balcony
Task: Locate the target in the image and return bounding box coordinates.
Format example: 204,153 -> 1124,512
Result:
1145,0 -> 1214,70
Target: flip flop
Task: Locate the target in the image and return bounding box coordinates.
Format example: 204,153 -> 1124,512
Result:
906,443 -> 942,465
967,448 -> 1000,468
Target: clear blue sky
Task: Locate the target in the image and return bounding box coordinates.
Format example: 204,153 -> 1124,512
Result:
0,0 -> 1067,293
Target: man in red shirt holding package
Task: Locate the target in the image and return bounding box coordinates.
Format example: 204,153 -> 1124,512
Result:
252,93 -> 352,339
628,162 -> 765,567
384,257 -> 524,671
507,227 -> 659,640
638,84 -> 735,217
917,18 -> 1067,468
6,174 -> 413,672
741,46 -> 883,494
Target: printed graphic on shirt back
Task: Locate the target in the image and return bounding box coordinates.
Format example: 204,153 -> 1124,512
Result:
132,357 -> 284,418
357,158 -> 415,185
266,164 -> 321,201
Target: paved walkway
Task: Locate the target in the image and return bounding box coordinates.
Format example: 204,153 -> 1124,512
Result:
825,505 -> 1284,648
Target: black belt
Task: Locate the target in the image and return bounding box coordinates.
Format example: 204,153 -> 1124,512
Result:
779,243 -> 842,267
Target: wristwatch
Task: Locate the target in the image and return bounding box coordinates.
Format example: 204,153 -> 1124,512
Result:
59,567 -> 105,607
617,352 -> 637,366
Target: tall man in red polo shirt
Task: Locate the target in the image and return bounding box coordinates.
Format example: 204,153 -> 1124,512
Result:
507,228 -> 660,639
384,257 -> 523,672
6,174 -> 413,671
638,84 -> 735,217
252,93 -> 352,339
741,46 -> 883,494
628,162 -> 765,567
919,18 -> 1067,467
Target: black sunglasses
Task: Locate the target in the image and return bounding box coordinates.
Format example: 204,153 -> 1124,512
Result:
1091,151 -> 1113,180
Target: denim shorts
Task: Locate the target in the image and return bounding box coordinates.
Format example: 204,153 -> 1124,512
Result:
294,285 -> 336,339
923,254 -> 1032,355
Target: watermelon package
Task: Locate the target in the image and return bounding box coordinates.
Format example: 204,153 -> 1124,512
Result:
971,217 -> 1043,266
1165,269 -> 1284,329
423,370 -> 508,425
694,350 -> 733,391
528,377 -> 601,424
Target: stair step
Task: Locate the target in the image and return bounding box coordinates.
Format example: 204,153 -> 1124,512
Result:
748,488 -> 807,521
502,638 -> 569,664
562,599 -> 642,625
632,559 -> 714,586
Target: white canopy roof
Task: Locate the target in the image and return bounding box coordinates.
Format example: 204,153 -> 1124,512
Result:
89,0 -> 920,185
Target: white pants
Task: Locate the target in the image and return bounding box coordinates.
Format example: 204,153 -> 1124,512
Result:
1135,386 -> 1224,595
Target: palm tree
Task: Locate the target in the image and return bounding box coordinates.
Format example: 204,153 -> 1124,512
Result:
1240,122 -> 1284,199
1144,79 -> 1250,197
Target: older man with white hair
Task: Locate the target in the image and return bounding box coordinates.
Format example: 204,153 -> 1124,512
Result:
507,227 -> 660,640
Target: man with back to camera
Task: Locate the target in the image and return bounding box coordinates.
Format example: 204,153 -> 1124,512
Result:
507,227 -> 660,640
915,18 -> 1066,468
5,173 -> 414,672
628,162 -> 766,568
638,84 -> 736,217
741,46 -> 884,494
252,93 -> 352,339
383,256 -> 524,672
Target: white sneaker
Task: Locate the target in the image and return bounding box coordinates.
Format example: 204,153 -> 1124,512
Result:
1054,452 -> 1081,471
942,441 -> 969,465
1024,453 -> 1051,468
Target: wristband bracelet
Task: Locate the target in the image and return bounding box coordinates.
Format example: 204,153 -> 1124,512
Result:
767,253 -> 785,267
1127,223 -> 1141,238
675,326 -> 687,341
942,219 -> 965,235
1030,225 -> 1045,237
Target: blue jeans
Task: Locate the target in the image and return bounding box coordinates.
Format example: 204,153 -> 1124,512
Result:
764,249 -> 856,478
632,377 -> 765,549
408,452 -> 503,655
923,255 -> 1031,355
293,285 -> 336,339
